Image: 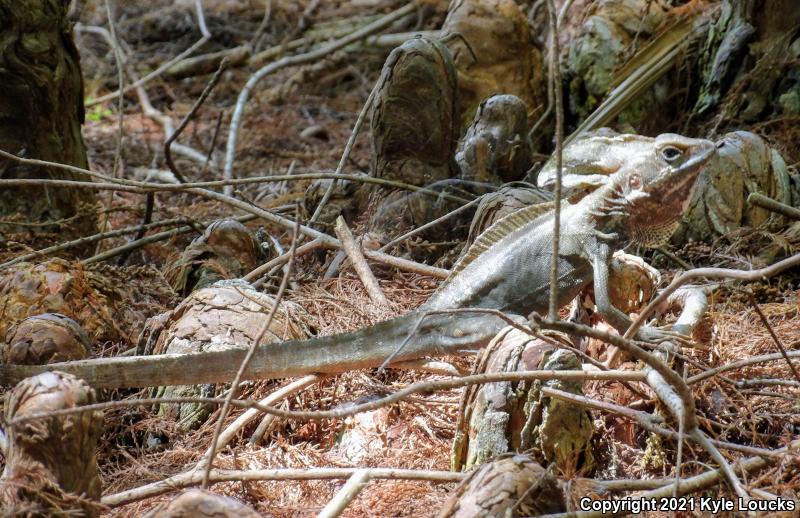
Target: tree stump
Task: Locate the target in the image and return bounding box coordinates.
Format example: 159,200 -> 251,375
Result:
0,0 -> 97,240
0,371 -> 104,517
438,454 -> 565,518
143,489 -> 264,518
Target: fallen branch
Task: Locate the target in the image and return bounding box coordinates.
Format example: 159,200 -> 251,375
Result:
748,192 -> 800,221
80,216 -> 250,265
0,150 -> 448,278
0,156 -> 471,203
318,470 -> 372,518
535,317 -> 749,501
0,217 -> 191,271
202,207 -> 302,488
7,371 -> 646,416
103,467 -> 463,508
542,387 -> 777,458
105,375 -> 319,507
83,0 -> 211,107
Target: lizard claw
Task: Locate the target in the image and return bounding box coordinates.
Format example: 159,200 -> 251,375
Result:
605,326 -> 696,368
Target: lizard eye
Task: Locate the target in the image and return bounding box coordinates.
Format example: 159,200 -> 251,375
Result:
660,146 -> 682,162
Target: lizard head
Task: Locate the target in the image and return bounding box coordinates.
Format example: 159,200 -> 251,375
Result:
608,134 -> 717,247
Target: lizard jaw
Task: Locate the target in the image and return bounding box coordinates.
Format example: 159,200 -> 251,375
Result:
626,139 -> 716,247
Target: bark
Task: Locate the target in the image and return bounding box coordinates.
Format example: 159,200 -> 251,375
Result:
140,279 -> 310,429
0,0 -> 96,239
164,219 -> 264,297
142,489 -> 263,518
2,313 -> 90,365
0,371 -> 104,517
438,454 -> 565,518
442,0 -> 546,137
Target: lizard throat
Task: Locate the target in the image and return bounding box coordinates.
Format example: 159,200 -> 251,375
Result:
631,218 -> 681,248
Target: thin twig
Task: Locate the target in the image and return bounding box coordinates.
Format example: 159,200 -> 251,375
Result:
534,316 -> 750,500
103,467 -> 463,508
377,197 -> 481,253
747,291 -> 800,384
203,111 -> 224,175
104,0 -> 124,179
10,370 -> 646,426
164,59 -> 228,183
547,0 -> 565,321
81,215 -> 253,264
0,217 -> 189,271
334,216 -> 390,307
202,205 -> 302,488
117,190 -> 154,266
0,152 -> 448,277
127,57 -> 225,265
246,237 -> 325,286
688,350 -> 800,384
309,79 -> 379,225
98,0 -> 126,257
0,155 -> 471,203
626,253 -> 800,339
76,25 -> 211,165
541,387 -> 774,458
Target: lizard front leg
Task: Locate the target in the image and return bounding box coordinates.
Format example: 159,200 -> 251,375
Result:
591,248 -> 692,366
590,246 -> 635,334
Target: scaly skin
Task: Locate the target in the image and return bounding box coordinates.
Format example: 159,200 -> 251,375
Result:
0,135 -> 716,388
427,134 -> 716,335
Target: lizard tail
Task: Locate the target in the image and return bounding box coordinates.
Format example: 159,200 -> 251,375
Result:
0,310 -> 500,389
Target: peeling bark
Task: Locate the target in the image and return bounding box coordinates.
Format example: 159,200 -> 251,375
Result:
164,219 -> 264,297
2,313 -> 90,365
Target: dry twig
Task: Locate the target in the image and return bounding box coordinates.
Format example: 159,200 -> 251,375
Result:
334,216 -> 390,307
201,206 -> 302,487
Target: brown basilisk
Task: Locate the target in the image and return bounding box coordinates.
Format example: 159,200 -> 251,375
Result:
0,134 -> 716,388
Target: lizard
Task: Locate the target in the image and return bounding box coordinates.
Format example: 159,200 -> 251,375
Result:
0,134 -> 717,389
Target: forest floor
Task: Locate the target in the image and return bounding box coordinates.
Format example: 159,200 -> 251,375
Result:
1,1 -> 799,516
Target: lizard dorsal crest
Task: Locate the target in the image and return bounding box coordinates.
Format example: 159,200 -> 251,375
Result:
441,201 -> 556,288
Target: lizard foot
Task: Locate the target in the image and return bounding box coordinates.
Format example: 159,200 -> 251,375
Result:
605,327 -> 694,368
634,326 -> 695,348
